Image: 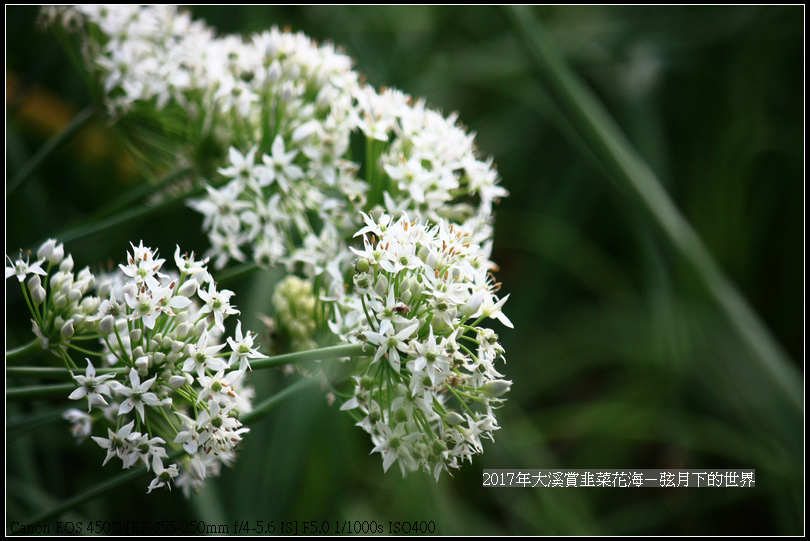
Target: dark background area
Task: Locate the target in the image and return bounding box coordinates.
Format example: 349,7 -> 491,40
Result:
6,6 -> 803,535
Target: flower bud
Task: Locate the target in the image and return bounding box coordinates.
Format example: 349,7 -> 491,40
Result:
27,274 -> 42,292
59,254 -> 74,272
71,313 -> 86,329
481,379 -> 512,398
194,319 -> 207,337
38,239 -> 65,265
80,296 -> 100,315
175,323 -> 191,339
281,81 -> 295,102
53,293 -> 67,309
267,60 -> 281,83
76,267 -> 95,292
31,285 -> 47,305
135,355 -> 150,376
374,274 -> 389,297
177,280 -> 197,298
264,39 -> 278,59
425,251 -> 438,269
355,258 -> 370,273
129,329 -> 142,344
122,283 -> 138,299
460,290 -> 485,318
100,314 -> 115,335
168,375 -> 186,389
445,412 -> 465,426
68,288 -> 83,303
61,319 -> 75,339
97,279 -> 114,299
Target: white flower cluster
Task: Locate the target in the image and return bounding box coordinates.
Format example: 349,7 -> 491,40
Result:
330,213 -> 512,480
42,5 -> 507,277
6,240 -> 259,495
40,6 -> 513,481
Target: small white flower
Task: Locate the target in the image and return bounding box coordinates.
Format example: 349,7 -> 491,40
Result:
259,135 -> 303,193
114,368 -> 161,421
197,281 -> 239,331
218,145 -> 262,190
371,422 -> 420,477
92,420 -> 137,467
226,321 -> 262,372
182,331 -> 227,378
6,253 -> 48,283
69,359 -> 116,411
63,409 -> 92,443
363,319 -> 419,373
196,369 -> 243,404
146,459 -> 180,493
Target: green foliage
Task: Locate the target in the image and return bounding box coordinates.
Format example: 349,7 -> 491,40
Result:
6,5 -> 803,535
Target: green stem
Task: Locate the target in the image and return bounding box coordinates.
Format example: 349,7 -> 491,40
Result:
7,410 -> 66,440
89,167 -> 192,220
7,366 -> 127,380
5,340 -> 43,365
21,448 -> 186,528
7,383 -> 76,402
20,376 -> 319,526
48,183 -> 206,247
502,5 -> 802,413
216,261 -> 262,284
67,343 -> 106,357
20,283 -> 44,330
360,294 -> 378,332
240,376 -> 319,425
8,105 -> 98,195
250,343 -> 366,371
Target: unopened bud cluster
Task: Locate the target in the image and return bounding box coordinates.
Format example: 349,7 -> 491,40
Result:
6,240 -> 260,495
271,275 -> 317,352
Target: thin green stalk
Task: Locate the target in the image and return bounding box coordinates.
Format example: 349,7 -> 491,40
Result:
216,261 -> 261,284
8,105 -> 97,195
49,183 -> 206,246
89,167 -> 192,220
241,376 -> 320,425
21,449 -> 185,528
6,340 -> 43,365
250,343 -> 366,371
7,410 -> 66,440
7,366 -> 127,380
20,376 -> 319,526
7,383 -> 76,402
66,343 -> 106,357
502,5 -> 801,412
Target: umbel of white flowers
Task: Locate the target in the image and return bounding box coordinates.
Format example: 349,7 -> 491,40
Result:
7,239 -> 258,495
40,5 -> 512,481
329,212 -> 512,480
42,5 -> 507,277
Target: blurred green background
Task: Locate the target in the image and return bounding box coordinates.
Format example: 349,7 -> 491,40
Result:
6,6 -> 803,535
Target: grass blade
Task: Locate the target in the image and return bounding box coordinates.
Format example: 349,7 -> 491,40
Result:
501,5 -> 801,413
